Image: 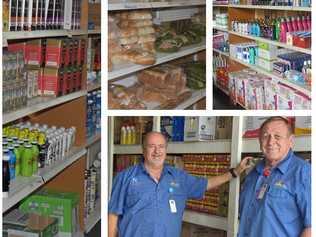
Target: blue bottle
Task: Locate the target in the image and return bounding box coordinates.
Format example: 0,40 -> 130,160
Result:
7,146 -> 16,180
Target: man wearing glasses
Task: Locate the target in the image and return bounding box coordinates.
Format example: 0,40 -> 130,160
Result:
238,116 -> 311,237
108,131 -> 251,237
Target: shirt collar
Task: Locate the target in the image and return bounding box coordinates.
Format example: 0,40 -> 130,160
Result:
256,149 -> 293,175
138,157 -> 175,178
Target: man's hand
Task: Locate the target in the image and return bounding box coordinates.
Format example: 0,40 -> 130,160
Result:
234,156 -> 253,176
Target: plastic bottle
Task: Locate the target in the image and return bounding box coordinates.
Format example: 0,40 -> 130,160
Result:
131,126 -> 136,144
274,18 -> 281,41
291,16 -> 298,32
31,141 -> 39,174
8,146 -> 16,180
302,16 -> 308,31
3,150 -> 10,198
126,126 -> 132,145
306,15 -> 311,30
286,17 -> 293,32
13,143 -> 21,177
120,126 -> 126,145
297,16 -> 303,31
21,144 -> 34,177
280,18 -> 288,43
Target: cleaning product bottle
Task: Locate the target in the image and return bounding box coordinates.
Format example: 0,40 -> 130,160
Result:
275,17 -> 281,41
291,16 -> 298,31
280,18 -> 288,42
286,17 -> 293,32
126,126 -> 132,145
306,15 -> 311,30
302,16 -> 307,30
120,126 -> 126,145
297,16 -> 303,31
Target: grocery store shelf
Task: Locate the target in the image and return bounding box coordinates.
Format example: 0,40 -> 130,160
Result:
3,30 -> 88,41
214,83 -> 229,96
183,210 -> 228,231
108,0 -> 205,10
228,4 -> 311,11
213,4 -> 228,7
38,147 -> 87,182
174,89 -> 206,109
3,176 -> 43,213
213,48 -> 230,57
108,39 -> 206,80
230,56 -> 311,97
87,82 -> 101,92
88,29 -> 101,34
242,135 -> 311,153
229,31 -> 311,55
213,25 -> 228,32
3,91 -> 87,124
85,199 -> 101,233
114,139 -> 231,154
86,133 -> 101,147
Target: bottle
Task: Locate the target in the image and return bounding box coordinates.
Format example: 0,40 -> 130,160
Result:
249,47 -> 255,65
21,144 -> 33,177
286,17 -> 293,32
302,16 -> 308,31
8,146 -> 16,180
291,16 -> 298,32
275,18 -> 281,41
297,16 -> 303,31
31,141 -> 39,174
13,143 -> 21,177
126,126 -> 132,145
306,60 -> 312,87
3,150 -> 10,198
306,15 -> 311,30
131,126 -> 136,145
280,18 -> 288,42
120,126 -> 126,145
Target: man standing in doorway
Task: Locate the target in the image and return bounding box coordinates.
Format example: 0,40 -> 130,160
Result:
238,116 -> 311,237
109,131 -> 252,237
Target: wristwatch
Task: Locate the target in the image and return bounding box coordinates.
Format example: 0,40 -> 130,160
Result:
229,168 -> 237,178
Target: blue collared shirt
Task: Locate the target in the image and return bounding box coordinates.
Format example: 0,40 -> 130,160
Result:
108,161 -> 208,237
238,150 -> 311,237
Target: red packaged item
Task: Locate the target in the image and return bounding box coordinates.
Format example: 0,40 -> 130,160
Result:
45,39 -> 67,67
42,68 -> 63,96
25,40 -> 44,66
293,34 -> 311,49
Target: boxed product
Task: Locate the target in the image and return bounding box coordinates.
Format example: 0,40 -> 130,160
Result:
228,72 -> 237,104
293,91 -> 311,110
45,39 -> 67,67
184,117 -> 216,141
160,117 -> 173,141
245,79 -> 264,110
19,190 -> 80,237
276,83 -> 294,110
236,77 -> 246,107
257,45 -> 277,60
263,78 -> 277,110
42,68 -> 63,96
294,117 -> 311,135
292,32 -> 311,49
256,57 -> 275,72
25,40 -> 45,66
6,212 -> 59,237
215,117 -> 232,139
172,117 -> 185,142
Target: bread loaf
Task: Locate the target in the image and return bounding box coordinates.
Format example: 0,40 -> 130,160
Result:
119,36 -> 139,45
138,34 -> 156,43
119,27 -> 138,38
137,26 -> 155,35
128,11 -> 152,20
119,19 -> 153,28
125,50 -> 156,65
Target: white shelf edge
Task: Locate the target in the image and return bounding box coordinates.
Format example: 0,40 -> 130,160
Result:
213,48 -> 230,57
174,89 -> 206,109
4,30 -> 88,40
228,31 -> 311,55
183,210 -> 228,231
87,83 -> 101,92
86,133 -> 101,147
108,0 -> 205,10
88,29 -> 101,34
109,39 -> 206,80
228,4 -> 311,11
213,26 -> 228,32
213,4 -> 229,7
229,56 -> 311,97
3,91 -> 87,124
38,147 -> 87,182
85,198 -> 101,233
114,140 -> 231,154
242,135 -> 311,153
3,176 -> 44,213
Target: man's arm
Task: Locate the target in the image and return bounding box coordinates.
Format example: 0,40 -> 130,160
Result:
108,213 -> 119,237
207,157 -> 252,191
300,227 -> 311,237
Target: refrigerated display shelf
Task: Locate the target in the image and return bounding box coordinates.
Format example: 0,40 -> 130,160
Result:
230,56 -> 311,97
228,4 -> 311,11
3,147 -> 87,213
3,91 -> 87,124
183,210 -> 228,231
85,198 -> 101,233
108,39 -> 206,80
229,30 -> 311,55
108,0 -> 205,10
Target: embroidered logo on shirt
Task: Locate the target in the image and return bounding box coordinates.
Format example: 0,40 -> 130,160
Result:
170,181 -> 179,188
131,177 -> 138,185
274,180 -> 286,189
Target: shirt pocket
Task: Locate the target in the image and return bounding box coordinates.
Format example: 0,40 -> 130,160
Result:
169,189 -> 187,214
265,186 -> 299,223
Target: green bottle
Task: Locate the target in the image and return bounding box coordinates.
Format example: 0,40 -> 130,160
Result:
275,18 -> 281,42
13,143 -> 21,176
21,144 -> 33,177
31,142 -> 39,174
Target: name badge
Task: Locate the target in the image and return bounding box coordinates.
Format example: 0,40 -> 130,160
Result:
257,183 -> 268,200
169,199 -> 177,213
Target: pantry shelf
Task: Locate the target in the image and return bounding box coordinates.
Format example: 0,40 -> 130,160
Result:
174,89 -> 206,109
242,135 -> 311,153
230,56 -> 311,97
85,198 -> 101,233
3,30 -> 88,41
3,176 -> 44,213
183,210 -> 228,231
228,4 -> 311,11
108,39 -> 206,80
3,91 -> 87,124
213,48 -> 230,57
86,133 -> 101,147
37,147 -> 87,183
228,31 -> 311,55
108,0 -> 205,11
114,139 -> 231,154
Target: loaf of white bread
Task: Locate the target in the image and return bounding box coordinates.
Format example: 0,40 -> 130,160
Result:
108,10 -> 156,68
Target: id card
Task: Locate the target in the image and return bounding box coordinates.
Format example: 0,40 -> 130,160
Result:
169,200 -> 177,213
257,184 -> 268,200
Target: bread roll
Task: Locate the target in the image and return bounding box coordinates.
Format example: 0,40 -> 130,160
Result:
125,50 -> 156,65
128,11 -> 152,20
138,34 -> 156,43
137,26 -> 155,36
119,19 -> 153,28
119,27 -> 138,38
141,42 -> 156,53
119,36 -> 139,45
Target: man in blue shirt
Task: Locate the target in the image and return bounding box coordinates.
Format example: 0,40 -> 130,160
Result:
109,131 -> 251,237
238,116 -> 311,237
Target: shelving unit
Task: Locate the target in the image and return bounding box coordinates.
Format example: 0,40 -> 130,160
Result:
2,1 -> 101,235
108,116 -> 311,236
85,199 -> 101,233
213,2 -> 312,109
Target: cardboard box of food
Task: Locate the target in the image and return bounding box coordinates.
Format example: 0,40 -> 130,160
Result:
215,117 -> 232,139
184,117 -> 216,141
